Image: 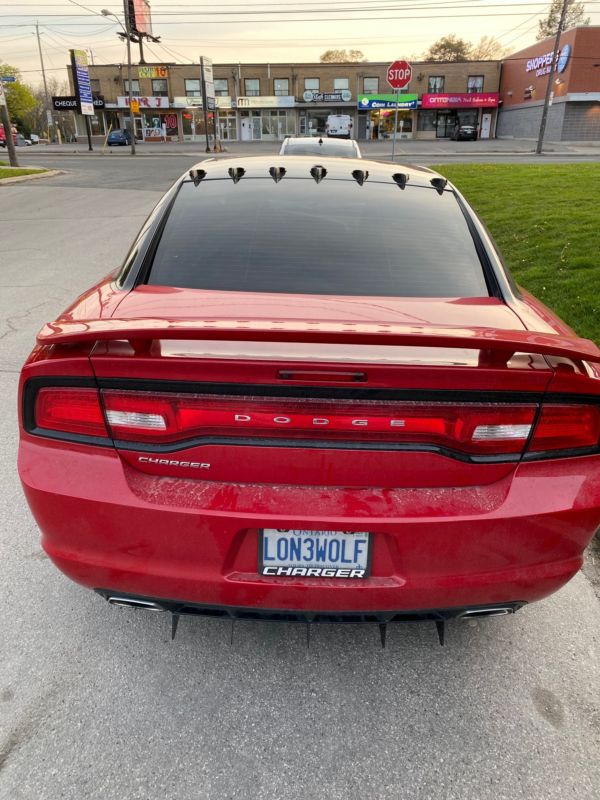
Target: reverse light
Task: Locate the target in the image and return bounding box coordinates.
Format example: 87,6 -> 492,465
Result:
105,410 -> 167,430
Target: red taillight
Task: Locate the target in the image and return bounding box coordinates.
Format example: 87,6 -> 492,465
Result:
528,405 -> 600,453
34,388 -> 107,438
101,391 -> 538,456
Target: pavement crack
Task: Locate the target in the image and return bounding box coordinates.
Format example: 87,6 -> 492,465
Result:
0,679 -> 65,773
0,301 -> 51,342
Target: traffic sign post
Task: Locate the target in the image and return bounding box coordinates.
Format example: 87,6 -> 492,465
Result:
387,60 -> 412,161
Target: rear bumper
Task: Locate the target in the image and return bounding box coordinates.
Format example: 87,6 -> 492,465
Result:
95,591 -> 525,623
19,440 -> 600,613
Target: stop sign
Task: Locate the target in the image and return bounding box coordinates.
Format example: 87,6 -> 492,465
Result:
387,60 -> 412,90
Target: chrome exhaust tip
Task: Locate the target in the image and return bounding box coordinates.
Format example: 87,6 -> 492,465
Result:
107,596 -> 165,612
460,607 -> 513,618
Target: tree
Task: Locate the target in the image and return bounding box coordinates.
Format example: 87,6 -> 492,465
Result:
23,76 -> 70,138
0,62 -> 38,133
319,49 -> 365,63
537,0 -> 590,40
423,35 -> 472,62
469,36 -> 508,60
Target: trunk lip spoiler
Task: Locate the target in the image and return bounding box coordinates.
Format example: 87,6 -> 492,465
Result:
36,318 -> 600,364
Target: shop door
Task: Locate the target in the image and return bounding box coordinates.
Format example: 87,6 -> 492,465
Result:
480,113 -> 492,139
252,116 -> 261,140
435,111 -> 453,138
240,118 -> 251,141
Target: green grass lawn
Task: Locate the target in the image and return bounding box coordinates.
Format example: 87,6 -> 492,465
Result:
0,166 -> 47,180
431,164 -> 600,344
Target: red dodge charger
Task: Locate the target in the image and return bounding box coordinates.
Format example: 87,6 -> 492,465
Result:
18,157 -> 600,642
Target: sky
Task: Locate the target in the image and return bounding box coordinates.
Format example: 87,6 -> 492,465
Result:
1,0 -> 599,87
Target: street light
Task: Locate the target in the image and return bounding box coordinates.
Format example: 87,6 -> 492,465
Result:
102,5 -> 136,155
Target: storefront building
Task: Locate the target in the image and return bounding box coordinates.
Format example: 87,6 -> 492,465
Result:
418,92 -> 499,138
498,26 -> 600,141
81,59 -> 501,142
356,93 -> 418,139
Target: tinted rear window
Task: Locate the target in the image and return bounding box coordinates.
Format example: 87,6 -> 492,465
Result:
146,178 -> 489,297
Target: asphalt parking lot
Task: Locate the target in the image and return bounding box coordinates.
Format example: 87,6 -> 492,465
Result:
1,159 -> 599,800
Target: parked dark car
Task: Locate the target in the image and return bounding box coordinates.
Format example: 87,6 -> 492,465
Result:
451,124 -> 478,141
107,129 -> 132,146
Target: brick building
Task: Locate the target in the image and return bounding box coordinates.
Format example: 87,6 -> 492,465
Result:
75,58 -> 501,142
498,26 -> 600,141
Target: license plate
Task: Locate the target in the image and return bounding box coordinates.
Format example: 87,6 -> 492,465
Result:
259,529 -> 371,579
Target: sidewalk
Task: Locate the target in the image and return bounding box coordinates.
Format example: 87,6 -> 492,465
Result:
16,137 -> 600,158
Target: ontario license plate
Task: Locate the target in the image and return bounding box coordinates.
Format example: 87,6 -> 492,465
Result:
259,529 -> 371,579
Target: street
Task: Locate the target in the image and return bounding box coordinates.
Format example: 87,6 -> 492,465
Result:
1,156 -> 599,800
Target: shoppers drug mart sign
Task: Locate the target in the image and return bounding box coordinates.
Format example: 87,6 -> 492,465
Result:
526,44 -> 571,77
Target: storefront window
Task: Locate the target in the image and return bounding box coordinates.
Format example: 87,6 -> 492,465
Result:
305,77 -> 320,91
124,80 -> 140,96
274,78 -> 289,96
457,110 -> 478,126
214,79 -> 228,96
218,110 -> 237,140
417,110 -> 436,131
363,77 -> 378,94
428,76 -> 444,93
152,79 -> 168,97
377,109 -> 413,136
245,79 -> 260,96
467,75 -> 484,93
334,77 -> 349,90
185,79 -> 201,97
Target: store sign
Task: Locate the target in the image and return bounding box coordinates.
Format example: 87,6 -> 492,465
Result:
526,44 -> 571,77
70,49 -> 94,115
358,93 -> 418,109
303,90 -> 352,103
173,96 -> 204,107
421,92 -> 499,108
117,96 -> 170,108
236,95 -> 295,108
138,66 -> 168,79
52,95 -> 105,111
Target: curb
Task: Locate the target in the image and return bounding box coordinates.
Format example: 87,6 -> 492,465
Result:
0,169 -> 64,185
16,149 -> 595,159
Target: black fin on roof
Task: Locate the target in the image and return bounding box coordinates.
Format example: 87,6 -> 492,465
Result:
269,166 -> 287,183
310,165 -> 327,184
352,169 -> 369,186
189,168 -> 207,186
228,166 -> 246,184
392,172 -> 409,190
430,177 -> 448,195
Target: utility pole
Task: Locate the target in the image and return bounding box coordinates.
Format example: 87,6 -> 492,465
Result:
536,0 -> 568,155
200,56 -> 211,153
0,83 -> 19,167
123,0 -> 137,155
36,21 -> 54,142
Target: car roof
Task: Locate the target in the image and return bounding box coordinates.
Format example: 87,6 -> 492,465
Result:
186,155 -> 445,191
285,136 -> 355,144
